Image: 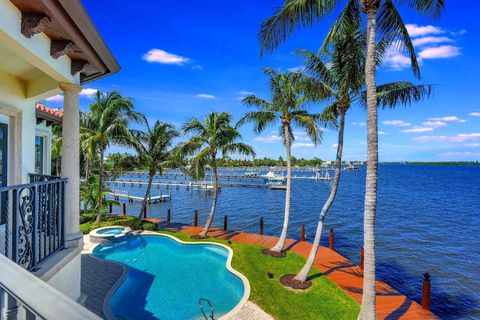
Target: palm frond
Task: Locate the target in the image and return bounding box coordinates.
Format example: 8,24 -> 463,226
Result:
237,110 -> 277,134
259,0 -> 340,54
378,0 -> 420,78
360,82 -> 434,109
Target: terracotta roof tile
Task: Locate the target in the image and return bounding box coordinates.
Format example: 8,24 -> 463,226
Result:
35,103 -> 64,118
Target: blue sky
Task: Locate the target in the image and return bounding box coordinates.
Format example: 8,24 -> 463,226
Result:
45,1 -> 480,161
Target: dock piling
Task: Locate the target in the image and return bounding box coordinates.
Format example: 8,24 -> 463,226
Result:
360,247 -> 364,270
109,203 -> 112,214
167,208 -> 171,223
259,217 -> 264,236
224,215 -> 228,231
194,210 -> 198,226
122,203 -> 126,216
300,224 -> 305,241
329,228 -> 334,250
422,273 -> 431,310
143,205 -> 147,218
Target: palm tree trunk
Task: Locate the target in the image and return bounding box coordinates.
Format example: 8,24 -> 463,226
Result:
199,156 -> 219,237
294,110 -> 345,282
359,5 -> 379,320
271,123 -> 292,252
95,149 -> 105,223
140,172 -> 154,218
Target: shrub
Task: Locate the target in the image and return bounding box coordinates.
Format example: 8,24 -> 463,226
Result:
80,215 -> 143,234
142,222 -> 157,231
79,212 -> 95,224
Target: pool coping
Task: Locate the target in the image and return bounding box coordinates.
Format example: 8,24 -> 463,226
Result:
87,231 -> 251,320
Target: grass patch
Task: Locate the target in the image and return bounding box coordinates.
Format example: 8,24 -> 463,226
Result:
156,230 -> 359,320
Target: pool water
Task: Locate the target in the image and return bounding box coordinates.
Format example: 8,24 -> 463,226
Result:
93,235 -> 245,320
96,227 -> 125,235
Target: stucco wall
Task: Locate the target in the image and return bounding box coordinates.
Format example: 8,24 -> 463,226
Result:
46,254 -> 82,301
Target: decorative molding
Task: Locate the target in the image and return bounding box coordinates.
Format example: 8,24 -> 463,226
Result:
50,40 -> 75,59
21,12 -> 52,38
59,82 -> 82,94
70,60 -> 89,76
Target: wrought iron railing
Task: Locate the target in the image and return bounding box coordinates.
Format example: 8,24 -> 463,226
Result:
29,173 -> 61,183
1,178 -> 67,271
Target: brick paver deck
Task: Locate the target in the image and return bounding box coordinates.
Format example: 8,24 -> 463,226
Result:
158,223 -> 437,320
81,254 -> 127,318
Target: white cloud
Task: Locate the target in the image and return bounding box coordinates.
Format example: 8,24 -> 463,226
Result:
413,133 -> 480,143
466,143 -> 480,148
412,36 -> 454,47
254,135 -> 282,143
352,121 -> 366,127
44,87 -> 97,102
45,94 -> 63,102
288,66 -> 304,72
422,121 -> 447,128
406,24 -> 444,37
401,127 -> 434,133
428,116 -> 466,123
469,112 -> 480,117
80,88 -> 98,97
292,142 -> 315,149
331,144 -> 338,148
383,47 -> 411,70
383,120 -> 411,127
142,49 -> 190,65
196,93 -> 216,99
437,151 -> 480,159
192,65 -> 203,70
238,91 -> 254,96
378,131 -> 388,135
418,45 -> 461,60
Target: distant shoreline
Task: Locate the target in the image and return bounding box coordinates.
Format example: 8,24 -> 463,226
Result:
381,161 -> 480,166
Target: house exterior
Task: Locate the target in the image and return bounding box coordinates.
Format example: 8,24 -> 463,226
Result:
0,0 -> 119,318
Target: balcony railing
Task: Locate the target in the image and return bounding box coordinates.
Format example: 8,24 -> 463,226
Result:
0,254 -> 100,320
1,178 -> 67,271
29,173 -> 61,183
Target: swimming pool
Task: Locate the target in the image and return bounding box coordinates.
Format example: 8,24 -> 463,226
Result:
96,227 -> 125,235
93,234 -> 249,319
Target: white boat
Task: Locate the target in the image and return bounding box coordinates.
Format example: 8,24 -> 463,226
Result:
343,164 -> 360,172
261,171 -> 286,183
266,181 -> 287,190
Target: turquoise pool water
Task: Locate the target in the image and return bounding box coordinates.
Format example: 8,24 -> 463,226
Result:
96,227 -> 125,235
93,235 -> 245,320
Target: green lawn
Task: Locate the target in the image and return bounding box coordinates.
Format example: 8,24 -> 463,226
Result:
157,230 -> 359,320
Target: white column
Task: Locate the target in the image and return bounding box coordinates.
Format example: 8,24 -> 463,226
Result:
59,82 -> 82,248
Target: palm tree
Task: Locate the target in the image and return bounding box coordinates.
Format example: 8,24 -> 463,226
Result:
291,23 -> 432,284
237,68 -> 333,256
82,91 -> 144,223
179,112 -> 255,238
129,121 -> 179,218
258,1 -> 444,317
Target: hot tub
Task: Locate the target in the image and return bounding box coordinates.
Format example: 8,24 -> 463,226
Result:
89,226 -> 132,244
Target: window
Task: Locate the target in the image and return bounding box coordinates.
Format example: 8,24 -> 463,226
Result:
35,135 -> 45,174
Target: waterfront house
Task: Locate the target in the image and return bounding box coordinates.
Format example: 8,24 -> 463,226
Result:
0,0 -> 119,318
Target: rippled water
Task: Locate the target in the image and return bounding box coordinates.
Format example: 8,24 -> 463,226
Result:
109,165 -> 480,319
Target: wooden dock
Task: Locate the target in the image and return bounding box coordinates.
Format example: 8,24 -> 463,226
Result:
106,180 -> 266,189
154,224 -> 438,320
107,191 -> 171,203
